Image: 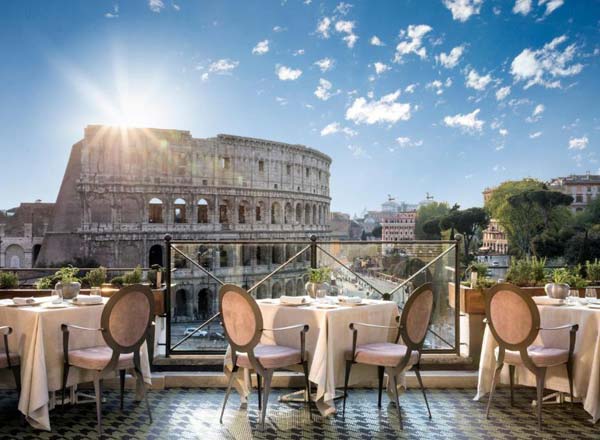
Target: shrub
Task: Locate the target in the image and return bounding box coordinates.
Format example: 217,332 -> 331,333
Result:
110,276 -> 125,287
0,272 -> 19,289
307,267 -> 331,284
36,276 -> 55,290
551,268 -> 570,284
506,257 -> 547,287
468,262 -> 489,277
586,259 -> 600,283
84,266 -> 106,287
123,265 -> 143,285
55,266 -> 80,284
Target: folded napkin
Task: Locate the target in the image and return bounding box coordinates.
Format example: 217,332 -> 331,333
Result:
13,297 -> 36,305
532,296 -> 565,306
280,295 -> 310,305
338,296 -> 362,304
72,295 -> 103,305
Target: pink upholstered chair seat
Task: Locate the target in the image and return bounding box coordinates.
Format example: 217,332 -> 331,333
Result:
236,343 -> 303,369
495,345 -> 569,367
348,343 -> 419,368
68,346 -> 134,370
0,352 -> 19,369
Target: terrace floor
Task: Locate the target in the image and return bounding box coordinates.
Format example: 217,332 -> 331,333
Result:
0,387 -> 597,439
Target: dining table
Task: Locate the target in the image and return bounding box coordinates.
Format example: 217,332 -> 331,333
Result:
225,297 -> 400,416
475,300 -> 600,423
0,296 -> 152,431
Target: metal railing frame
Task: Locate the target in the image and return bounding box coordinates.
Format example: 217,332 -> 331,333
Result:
164,234 -> 460,357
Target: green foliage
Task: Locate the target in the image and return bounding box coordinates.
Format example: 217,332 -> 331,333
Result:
468,262 -> 489,276
0,272 -> 19,289
371,224 -> 382,239
55,266 -> 80,284
440,207 -> 489,263
307,267 -> 331,283
551,268 -> 570,284
415,202 -> 451,240
35,276 -> 55,290
110,276 -> 124,287
148,265 -> 164,288
84,267 -> 107,287
123,265 -> 143,284
475,278 -> 496,289
506,257 -> 547,287
586,259 -> 600,282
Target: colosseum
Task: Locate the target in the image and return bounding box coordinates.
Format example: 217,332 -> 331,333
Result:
33,125 -> 332,320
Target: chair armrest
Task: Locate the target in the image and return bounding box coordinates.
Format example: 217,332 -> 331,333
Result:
0,326 -> 12,336
483,318 -> 488,324
263,324 -> 310,362
61,324 -> 103,333
349,322 -> 398,330
262,324 -> 309,332
539,324 -> 579,331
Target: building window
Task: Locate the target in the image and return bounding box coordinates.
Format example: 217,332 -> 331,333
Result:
238,205 -> 246,224
258,160 -> 264,172
148,198 -> 163,223
256,205 -> 262,222
219,205 -> 228,223
305,167 -> 310,177
197,199 -> 209,223
219,248 -> 228,267
286,164 -> 291,176
220,157 -> 231,170
575,194 -> 583,203
174,198 -> 186,223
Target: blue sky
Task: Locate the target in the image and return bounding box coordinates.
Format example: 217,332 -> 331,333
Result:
0,0 -> 598,216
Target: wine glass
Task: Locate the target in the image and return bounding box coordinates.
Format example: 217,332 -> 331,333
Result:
585,287 -> 597,304
53,286 -> 63,303
567,289 -> 579,305
90,286 -> 101,297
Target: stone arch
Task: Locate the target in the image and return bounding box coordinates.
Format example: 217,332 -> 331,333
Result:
271,245 -> 284,264
304,203 -> 311,225
90,197 -> 111,223
241,245 -> 253,266
219,199 -> 231,224
238,200 -> 250,224
296,279 -> 304,296
285,279 -> 295,296
5,244 -> 25,269
257,246 -> 270,265
271,201 -> 282,224
149,244 -> 163,267
32,244 -> 42,267
318,205 -> 323,225
256,284 -> 269,299
271,282 -> 282,298
312,205 -> 317,225
148,198 -> 164,223
285,244 -> 295,261
175,289 -> 188,320
255,200 -> 265,223
284,202 -> 293,224
295,203 -> 302,224
174,198 -> 187,224
197,198 -> 209,223
197,287 -> 212,320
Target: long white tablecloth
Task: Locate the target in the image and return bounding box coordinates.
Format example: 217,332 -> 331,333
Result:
475,303 -> 600,422
0,298 -> 151,431
226,299 -> 399,416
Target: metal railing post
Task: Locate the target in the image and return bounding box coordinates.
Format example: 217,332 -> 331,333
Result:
164,234 -> 172,358
310,235 -> 317,269
454,234 -> 462,356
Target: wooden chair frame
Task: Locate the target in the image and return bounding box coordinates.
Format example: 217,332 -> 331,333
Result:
1,326 -> 21,394
343,283 -> 435,429
61,284 -> 155,437
218,284 -> 314,428
484,283 -> 578,430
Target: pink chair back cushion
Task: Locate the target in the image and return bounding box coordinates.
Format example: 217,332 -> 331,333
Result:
108,291 -> 150,347
222,289 -> 258,347
490,289 -> 533,345
405,289 -> 434,344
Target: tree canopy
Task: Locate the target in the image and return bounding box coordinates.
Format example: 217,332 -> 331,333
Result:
415,201 -> 450,240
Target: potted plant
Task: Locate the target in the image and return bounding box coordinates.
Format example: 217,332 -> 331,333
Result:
467,262 -> 488,287
83,266 -> 107,288
545,268 -> 570,299
305,267 -> 331,298
55,266 -> 81,300
0,272 -> 19,289
586,259 -> 600,285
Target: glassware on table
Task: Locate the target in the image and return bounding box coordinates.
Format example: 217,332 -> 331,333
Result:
585,287 -> 597,303
90,287 -> 101,297
315,286 -> 329,303
567,289 -> 579,305
52,287 -> 63,303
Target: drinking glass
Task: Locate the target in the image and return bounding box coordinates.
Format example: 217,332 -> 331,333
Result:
53,287 -> 63,303
315,286 -> 328,303
585,287 -> 597,303
568,289 -> 579,305
90,287 -> 101,297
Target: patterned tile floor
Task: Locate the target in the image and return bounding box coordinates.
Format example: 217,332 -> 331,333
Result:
0,387 -> 597,439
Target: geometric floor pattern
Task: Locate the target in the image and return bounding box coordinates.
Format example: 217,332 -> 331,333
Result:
0,388 -> 598,439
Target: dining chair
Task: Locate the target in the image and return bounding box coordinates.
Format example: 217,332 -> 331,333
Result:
484,283 -> 578,430
0,326 -> 21,394
343,282 -> 435,429
218,283 -> 313,428
61,284 -> 155,437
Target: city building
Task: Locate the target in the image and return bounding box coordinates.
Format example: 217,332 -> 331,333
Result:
329,212 -> 363,240
381,211 -> 416,253
548,172 -> 600,212
480,219 -> 509,255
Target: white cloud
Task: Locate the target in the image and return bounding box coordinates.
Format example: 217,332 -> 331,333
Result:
172,3 -> 180,11
394,24 -> 432,63
373,62 -> 390,75
511,35 -> 583,89
316,17 -> 332,38
436,45 -> 464,68
252,40 -> 269,55
314,58 -> 335,72
293,49 -> 305,56
513,0 -> 532,15
495,86 -> 511,101
404,83 -> 417,93
539,0 -> 564,16
370,35 -> 385,46
314,78 -> 339,101
465,69 -> 493,91
320,122 -> 357,137
526,104 -> 545,122
443,109 -> 484,133
529,131 -> 543,138
276,65 -> 303,81
426,80 -> 446,95
493,6 -> 502,15
396,137 -> 424,148
275,97 -> 287,106
148,0 -> 165,13
273,25 -> 286,32
345,90 -> 411,125
201,59 -> 239,80
568,136 -> 588,150
201,72 -> 209,81
442,0 -> 483,22
499,128 -> 508,136
335,20 -> 358,48
347,144 -> 370,158
335,2 -> 353,15
105,4 -> 119,18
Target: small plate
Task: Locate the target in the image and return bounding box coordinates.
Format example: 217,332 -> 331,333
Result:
315,304 -> 338,309
279,302 -> 311,307
41,302 -> 70,309
339,301 -> 366,307
587,303 -> 600,309
70,300 -> 104,306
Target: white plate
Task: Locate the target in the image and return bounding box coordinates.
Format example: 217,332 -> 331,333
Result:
41,302 -> 70,309
70,300 -> 104,306
588,303 -> 600,309
339,301 -> 366,307
315,304 -> 338,309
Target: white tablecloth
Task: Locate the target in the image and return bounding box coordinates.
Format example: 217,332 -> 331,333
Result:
226,299 -> 399,416
475,304 -> 600,422
0,298 -> 151,431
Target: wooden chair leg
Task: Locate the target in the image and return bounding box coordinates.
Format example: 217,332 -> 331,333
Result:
93,376 -> 103,437
11,364 -> 21,395
414,366 -> 432,419
391,373 -> 403,430
256,373 -> 262,411
61,363 -> 70,410
508,365 -> 515,407
486,362 -> 503,419
119,370 -> 126,411
566,361 -> 574,408
342,360 -> 353,417
220,368 -> 237,423
377,366 -> 384,408
536,369 -> 547,431
302,360 -> 316,422
260,370 -> 273,429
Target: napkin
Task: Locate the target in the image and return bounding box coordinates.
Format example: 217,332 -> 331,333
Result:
72,295 -> 103,305
280,295 -> 310,305
532,296 -> 565,306
12,297 -> 36,305
338,296 -> 362,304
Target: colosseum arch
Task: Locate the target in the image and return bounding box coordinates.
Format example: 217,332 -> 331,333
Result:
296,279 -> 304,296
318,205 -> 323,225
174,198 -> 187,224
174,288 -> 188,321
312,205 -> 317,225
284,202 -> 293,224
285,279 -> 295,296
238,200 -> 250,224
197,287 -> 213,320
271,281 -> 282,298
255,200 -> 265,223
271,245 -> 284,264
271,202 -> 282,225
304,203 -> 311,225
5,244 -> 25,269
295,203 -> 302,224
256,284 -> 269,299
149,244 -> 164,267
219,199 -> 230,224
197,198 -> 209,223
148,198 -> 164,223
